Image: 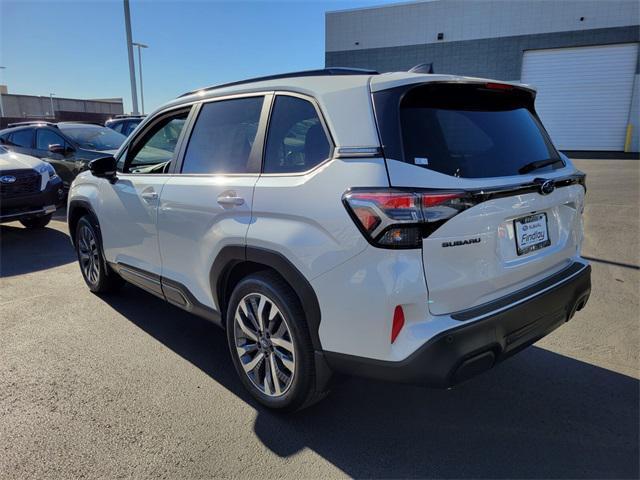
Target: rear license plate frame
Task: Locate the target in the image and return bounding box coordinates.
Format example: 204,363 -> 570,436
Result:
514,212 -> 551,256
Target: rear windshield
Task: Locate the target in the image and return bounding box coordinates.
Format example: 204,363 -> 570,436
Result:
374,83 -> 563,178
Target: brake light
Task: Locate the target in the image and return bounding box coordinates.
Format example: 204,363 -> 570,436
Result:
485,82 -> 513,91
343,189 -> 472,248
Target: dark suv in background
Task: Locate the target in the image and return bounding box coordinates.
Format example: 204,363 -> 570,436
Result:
0,122 -> 126,189
105,115 -> 145,137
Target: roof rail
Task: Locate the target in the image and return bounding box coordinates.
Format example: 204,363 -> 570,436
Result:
179,67 -> 379,98
6,120 -> 56,128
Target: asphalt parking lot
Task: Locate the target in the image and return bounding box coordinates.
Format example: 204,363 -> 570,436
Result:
1,159 -> 638,479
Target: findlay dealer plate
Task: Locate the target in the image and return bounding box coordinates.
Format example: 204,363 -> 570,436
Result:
514,213 -> 551,256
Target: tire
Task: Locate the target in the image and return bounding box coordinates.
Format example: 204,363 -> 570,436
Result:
226,271 -> 327,411
20,214 -> 52,229
75,215 -> 124,294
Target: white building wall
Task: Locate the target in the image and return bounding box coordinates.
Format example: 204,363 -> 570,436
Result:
628,75 -> 640,152
326,0 -> 640,52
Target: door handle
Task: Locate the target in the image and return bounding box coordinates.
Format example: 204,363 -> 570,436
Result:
217,191 -> 245,207
141,190 -> 158,202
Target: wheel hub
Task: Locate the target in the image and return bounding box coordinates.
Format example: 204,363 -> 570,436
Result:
259,337 -> 271,351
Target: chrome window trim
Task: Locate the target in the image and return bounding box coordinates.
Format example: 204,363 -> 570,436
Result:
334,146 -> 383,159
116,89 -> 340,178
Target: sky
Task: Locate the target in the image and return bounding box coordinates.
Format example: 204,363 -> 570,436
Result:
0,0 -> 401,114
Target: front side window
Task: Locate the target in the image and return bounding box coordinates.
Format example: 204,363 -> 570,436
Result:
8,129 -> 34,148
182,96 -> 264,174
126,112 -> 188,173
36,129 -> 66,150
263,96 -> 331,174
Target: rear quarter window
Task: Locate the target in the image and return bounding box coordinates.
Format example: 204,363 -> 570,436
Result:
263,95 -> 331,174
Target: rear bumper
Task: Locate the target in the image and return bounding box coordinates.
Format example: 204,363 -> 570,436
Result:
0,177 -> 64,223
324,261 -> 591,387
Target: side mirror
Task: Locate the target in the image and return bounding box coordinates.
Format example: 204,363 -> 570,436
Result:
89,155 -> 117,182
48,144 -> 67,155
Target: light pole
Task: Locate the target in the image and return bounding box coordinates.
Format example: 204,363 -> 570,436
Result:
0,66 -> 6,119
132,42 -> 148,115
49,93 -> 56,119
123,0 -> 139,115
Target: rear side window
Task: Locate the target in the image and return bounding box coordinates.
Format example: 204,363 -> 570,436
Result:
375,84 -> 563,178
263,96 -> 331,174
8,129 -> 34,148
182,96 -> 264,174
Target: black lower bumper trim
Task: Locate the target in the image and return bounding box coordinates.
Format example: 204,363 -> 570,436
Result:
324,263 -> 591,388
452,262 -> 586,321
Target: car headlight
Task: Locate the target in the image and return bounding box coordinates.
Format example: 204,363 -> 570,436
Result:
38,163 -> 58,180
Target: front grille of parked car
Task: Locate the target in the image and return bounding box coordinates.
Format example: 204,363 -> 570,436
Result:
0,170 -> 41,199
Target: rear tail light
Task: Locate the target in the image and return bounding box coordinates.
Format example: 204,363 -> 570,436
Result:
343,189 -> 473,248
485,82 -> 513,91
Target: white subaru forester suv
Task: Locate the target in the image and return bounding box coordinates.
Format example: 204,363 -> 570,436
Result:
68,68 -> 591,411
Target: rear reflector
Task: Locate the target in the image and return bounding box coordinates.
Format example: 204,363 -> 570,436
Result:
391,306 -> 405,343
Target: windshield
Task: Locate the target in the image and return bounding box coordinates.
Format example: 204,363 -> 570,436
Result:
374,83 -> 563,179
59,124 -> 126,151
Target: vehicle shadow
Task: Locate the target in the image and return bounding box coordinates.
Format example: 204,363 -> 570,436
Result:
104,285 -> 639,479
0,216 -> 75,277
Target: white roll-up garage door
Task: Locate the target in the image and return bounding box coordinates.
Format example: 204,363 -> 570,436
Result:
521,43 -> 638,151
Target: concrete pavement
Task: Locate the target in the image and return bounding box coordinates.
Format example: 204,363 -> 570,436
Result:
0,160 -> 638,479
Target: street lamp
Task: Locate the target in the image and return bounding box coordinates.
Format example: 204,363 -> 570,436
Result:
123,0 -> 139,115
132,42 -> 148,115
49,93 -> 56,119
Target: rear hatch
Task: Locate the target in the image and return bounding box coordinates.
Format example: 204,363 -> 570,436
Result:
371,77 -> 586,315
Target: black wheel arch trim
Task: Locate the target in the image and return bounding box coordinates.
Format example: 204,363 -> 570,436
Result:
211,245 -> 323,350
67,199 -> 97,247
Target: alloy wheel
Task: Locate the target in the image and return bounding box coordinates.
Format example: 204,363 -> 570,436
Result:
233,293 -> 296,397
78,224 -> 100,286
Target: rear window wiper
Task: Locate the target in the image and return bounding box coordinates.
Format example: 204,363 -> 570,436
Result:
518,158 -> 564,174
